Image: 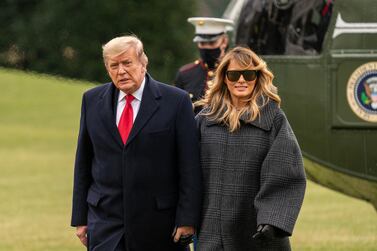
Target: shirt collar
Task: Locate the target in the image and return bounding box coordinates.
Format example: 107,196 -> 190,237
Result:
118,77 -> 146,102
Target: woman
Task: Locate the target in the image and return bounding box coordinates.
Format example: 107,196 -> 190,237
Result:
195,47 -> 306,251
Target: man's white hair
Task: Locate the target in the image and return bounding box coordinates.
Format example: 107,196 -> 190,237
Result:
102,35 -> 148,67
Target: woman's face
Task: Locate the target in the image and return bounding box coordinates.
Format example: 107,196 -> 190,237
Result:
224,59 -> 257,106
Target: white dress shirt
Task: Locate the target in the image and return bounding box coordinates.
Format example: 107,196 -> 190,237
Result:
116,77 -> 145,126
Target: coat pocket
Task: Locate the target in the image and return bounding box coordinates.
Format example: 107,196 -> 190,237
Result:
86,188 -> 102,207
155,194 -> 178,210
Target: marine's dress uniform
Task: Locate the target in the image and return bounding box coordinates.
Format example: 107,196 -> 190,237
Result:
175,59 -> 216,104
196,100 -> 306,251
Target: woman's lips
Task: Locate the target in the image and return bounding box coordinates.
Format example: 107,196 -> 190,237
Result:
234,85 -> 248,90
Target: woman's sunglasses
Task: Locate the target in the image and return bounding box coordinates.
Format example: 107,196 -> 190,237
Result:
226,70 -> 258,82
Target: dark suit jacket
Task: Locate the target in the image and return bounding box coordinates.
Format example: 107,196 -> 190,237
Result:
71,74 -> 202,251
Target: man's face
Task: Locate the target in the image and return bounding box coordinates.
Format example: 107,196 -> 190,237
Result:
197,35 -> 228,58
197,38 -> 223,49
106,47 -> 146,94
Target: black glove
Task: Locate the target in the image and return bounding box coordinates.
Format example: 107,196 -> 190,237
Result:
178,234 -> 194,246
252,224 -> 287,240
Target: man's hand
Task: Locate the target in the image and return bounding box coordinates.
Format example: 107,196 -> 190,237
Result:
76,225 -> 88,247
172,226 -> 195,245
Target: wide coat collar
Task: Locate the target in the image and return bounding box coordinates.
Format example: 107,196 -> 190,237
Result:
98,73 -> 161,148
204,98 -> 279,131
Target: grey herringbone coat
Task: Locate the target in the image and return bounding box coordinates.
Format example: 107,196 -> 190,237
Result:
196,101 -> 306,251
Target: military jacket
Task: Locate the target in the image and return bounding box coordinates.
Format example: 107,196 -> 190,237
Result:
174,59 -> 216,103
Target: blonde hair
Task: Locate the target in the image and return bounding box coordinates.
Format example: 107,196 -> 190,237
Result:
196,46 -> 281,132
102,35 -> 148,67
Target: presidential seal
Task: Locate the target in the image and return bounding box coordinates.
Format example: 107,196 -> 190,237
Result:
347,62 -> 377,122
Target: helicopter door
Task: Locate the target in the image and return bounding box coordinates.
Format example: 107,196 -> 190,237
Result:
327,0 -> 377,180
328,0 -> 377,128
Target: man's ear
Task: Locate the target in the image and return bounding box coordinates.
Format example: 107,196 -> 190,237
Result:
221,36 -> 229,51
104,62 -> 110,74
142,65 -> 147,74
106,68 -> 112,78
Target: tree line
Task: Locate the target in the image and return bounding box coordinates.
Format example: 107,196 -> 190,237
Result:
0,0 -> 197,84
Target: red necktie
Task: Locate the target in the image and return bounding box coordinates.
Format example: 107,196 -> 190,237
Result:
118,95 -> 135,144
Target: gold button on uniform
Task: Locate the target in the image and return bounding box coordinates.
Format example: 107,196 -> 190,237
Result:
207,80 -> 214,88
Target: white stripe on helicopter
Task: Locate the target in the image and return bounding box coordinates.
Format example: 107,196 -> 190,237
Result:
333,13 -> 377,38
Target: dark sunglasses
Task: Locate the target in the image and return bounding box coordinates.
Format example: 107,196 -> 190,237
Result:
226,70 -> 258,82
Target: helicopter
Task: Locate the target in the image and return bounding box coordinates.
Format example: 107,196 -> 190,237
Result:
223,0 -> 377,210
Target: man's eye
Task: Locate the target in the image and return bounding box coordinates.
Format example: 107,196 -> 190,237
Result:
110,64 -> 118,69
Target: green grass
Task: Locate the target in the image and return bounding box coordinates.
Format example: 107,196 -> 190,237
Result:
292,182 -> 377,250
0,68 -> 92,251
0,68 -> 376,250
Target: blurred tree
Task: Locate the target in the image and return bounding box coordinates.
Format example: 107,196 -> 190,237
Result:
197,0 -> 231,17
0,0 -> 197,84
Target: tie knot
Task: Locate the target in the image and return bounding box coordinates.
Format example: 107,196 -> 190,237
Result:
126,95 -> 135,104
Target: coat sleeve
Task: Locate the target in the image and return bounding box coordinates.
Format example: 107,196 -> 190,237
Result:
174,93 -> 202,228
254,109 -> 306,235
71,93 -> 94,227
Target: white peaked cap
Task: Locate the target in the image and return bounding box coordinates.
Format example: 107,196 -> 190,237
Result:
187,17 -> 234,42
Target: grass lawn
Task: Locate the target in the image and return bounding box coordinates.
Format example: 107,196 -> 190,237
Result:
292,181 -> 377,250
0,68 -> 376,250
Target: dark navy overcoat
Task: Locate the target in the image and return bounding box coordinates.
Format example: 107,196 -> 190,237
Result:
71,74 -> 202,251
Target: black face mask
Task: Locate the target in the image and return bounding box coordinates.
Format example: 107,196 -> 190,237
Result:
199,47 -> 221,69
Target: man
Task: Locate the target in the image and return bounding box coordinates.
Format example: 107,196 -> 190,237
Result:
175,17 -> 233,105
71,35 -> 202,251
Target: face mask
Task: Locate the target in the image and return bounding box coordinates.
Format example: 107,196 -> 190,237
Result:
199,47 -> 221,69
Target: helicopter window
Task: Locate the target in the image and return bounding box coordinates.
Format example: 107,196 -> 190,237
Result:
235,0 -> 334,55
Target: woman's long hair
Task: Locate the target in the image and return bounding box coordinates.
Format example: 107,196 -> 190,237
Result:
196,46 -> 281,132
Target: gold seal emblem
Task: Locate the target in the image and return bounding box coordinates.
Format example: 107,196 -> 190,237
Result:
347,62 -> 377,122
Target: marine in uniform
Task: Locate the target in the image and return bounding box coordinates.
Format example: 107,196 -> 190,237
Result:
175,17 -> 234,109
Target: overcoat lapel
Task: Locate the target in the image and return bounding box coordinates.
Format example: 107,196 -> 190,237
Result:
126,74 -> 160,147
98,83 -> 124,148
